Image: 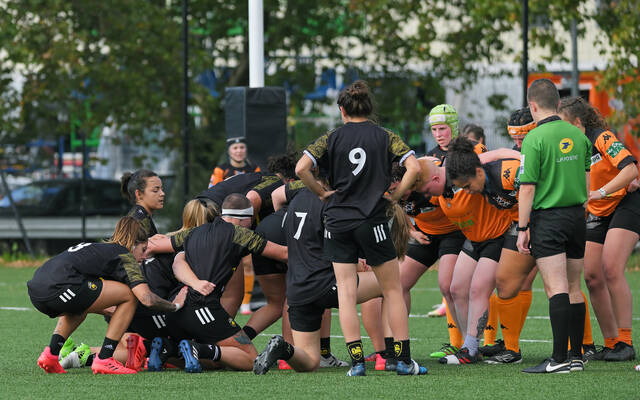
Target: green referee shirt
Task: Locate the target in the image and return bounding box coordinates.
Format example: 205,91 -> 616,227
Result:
518,116 -> 591,210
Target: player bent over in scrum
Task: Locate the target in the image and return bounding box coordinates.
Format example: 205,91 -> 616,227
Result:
27,217 -> 187,374
150,194 -> 288,372
254,188 -> 385,374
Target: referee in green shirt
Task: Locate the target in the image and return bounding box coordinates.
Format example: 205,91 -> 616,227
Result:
516,79 -> 592,374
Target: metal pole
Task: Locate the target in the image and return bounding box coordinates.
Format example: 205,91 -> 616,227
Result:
182,0 -> 190,201
522,0 -> 529,107
249,0 -> 264,87
571,19 -> 579,97
0,169 -> 34,258
81,131 -> 87,241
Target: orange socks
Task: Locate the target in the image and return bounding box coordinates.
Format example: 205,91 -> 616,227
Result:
618,328 -> 632,346
484,293 -> 498,346
242,273 -> 255,306
496,295 -> 522,352
518,290 -> 533,333
446,300 -> 463,349
581,291 -> 594,346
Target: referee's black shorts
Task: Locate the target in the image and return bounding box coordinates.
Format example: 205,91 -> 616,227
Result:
530,205 -> 586,259
29,279 -> 103,318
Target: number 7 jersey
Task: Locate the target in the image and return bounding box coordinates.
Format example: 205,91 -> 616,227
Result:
304,120 -> 414,232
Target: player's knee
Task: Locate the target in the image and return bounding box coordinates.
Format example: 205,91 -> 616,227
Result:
495,277 -> 518,299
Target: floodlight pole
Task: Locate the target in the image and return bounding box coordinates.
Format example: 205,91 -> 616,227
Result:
522,0 -> 529,107
571,19 -> 579,97
182,0 -> 190,202
249,0 -> 264,88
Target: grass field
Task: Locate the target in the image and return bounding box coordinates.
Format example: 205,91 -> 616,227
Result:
1,263 -> 639,399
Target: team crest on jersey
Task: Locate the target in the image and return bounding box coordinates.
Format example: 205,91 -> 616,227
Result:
88,281 -> 98,290
559,138 -> 574,154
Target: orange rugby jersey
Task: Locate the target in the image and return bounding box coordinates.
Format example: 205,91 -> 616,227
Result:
438,186 -> 513,242
481,158 -> 521,222
586,128 -> 637,217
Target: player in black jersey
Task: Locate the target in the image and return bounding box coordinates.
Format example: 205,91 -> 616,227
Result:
121,169 -> 164,238
149,194 -> 288,372
296,80 -> 426,376
196,154 -> 297,317
253,188 -> 385,375
27,217 -> 187,375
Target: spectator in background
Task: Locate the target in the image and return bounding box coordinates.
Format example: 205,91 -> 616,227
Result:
209,137 -> 260,188
463,124 -> 486,146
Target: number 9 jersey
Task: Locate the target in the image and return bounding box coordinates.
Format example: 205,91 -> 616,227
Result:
304,121 -> 414,233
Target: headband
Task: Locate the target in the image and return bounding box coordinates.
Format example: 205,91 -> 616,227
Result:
221,206 -> 254,219
226,137 -> 246,146
428,114 -> 447,125
507,121 -> 536,138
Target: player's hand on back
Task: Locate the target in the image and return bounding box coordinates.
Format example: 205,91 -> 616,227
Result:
192,280 -> 215,296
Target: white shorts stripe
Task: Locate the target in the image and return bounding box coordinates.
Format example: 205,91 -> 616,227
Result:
66,289 -> 76,297
199,308 -> 211,323
59,295 -> 67,303
203,307 -> 215,322
194,309 -> 206,325
62,292 -> 72,301
159,315 -> 166,327
379,225 -> 387,240
152,315 -> 162,329
373,226 -> 380,243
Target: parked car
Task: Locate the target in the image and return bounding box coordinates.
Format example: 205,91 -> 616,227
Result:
0,178 -> 130,217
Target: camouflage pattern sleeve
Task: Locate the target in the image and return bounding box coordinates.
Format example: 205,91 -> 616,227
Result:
119,253 -> 146,288
304,132 -> 331,165
232,225 -> 267,255
170,228 -> 193,252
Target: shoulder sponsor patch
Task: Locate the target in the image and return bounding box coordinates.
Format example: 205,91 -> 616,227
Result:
591,153 -> 602,166
607,141 -> 624,159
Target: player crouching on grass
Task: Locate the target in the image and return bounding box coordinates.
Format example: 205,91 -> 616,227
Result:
147,193 -> 288,372
253,185 -> 402,375
27,217 -> 188,375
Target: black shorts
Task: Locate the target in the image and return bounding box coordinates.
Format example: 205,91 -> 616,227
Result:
253,209 -> 288,275
288,285 -> 339,332
324,211 -> 396,266
461,234 -> 507,262
587,191 -> 640,244
165,295 -> 241,344
127,311 -> 170,340
406,229 -> 466,267
585,213 -> 612,244
30,279 -> 103,318
502,223 -> 519,252
530,205 -> 586,259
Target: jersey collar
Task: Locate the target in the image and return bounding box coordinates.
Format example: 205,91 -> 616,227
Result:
536,115 -> 561,127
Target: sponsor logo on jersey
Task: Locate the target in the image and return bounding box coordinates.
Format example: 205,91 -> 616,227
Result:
607,141 -> 624,159
557,155 -> 579,163
559,138 -> 574,154
591,153 -> 602,166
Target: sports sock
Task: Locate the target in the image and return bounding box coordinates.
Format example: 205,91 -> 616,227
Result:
197,343 -> 221,362
497,295 -> 521,352
242,273 -> 255,306
85,353 -> 95,366
604,337 -> 617,349
49,334 -> 66,356
98,337 -> 120,360
463,334 -> 479,357
382,337 -> 395,359
484,293 -> 498,346
568,302 -> 586,358
346,340 -> 364,365
320,337 -> 331,358
446,301 -> 463,348
618,328 -> 632,346
282,340 -> 295,361
243,326 -> 258,340
581,291 -> 594,346
143,339 -> 152,355
395,340 -> 411,363
517,290 -> 533,333
549,293 -> 571,362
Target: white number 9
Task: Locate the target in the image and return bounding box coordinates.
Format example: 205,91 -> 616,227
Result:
349,147 -> 367,176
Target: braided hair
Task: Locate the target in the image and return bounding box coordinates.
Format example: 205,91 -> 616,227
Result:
446,137 -> 481,182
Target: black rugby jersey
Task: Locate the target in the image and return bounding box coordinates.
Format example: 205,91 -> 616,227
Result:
127,205 -> 158,238
304,121 -> 413,232
481,159 -> 520,210
285,188 -> 336,306
401,191 -> 436,217
284,180 -> 306,204
134,253 -> 182,317
196,172 -> 283,220
182,218 -> 267,298
426,145 -> 448,165
27,242 -> 145,301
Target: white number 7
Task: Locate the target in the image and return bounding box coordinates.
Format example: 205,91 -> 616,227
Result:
349,147 -> 367,176
293,212 -> 308,240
